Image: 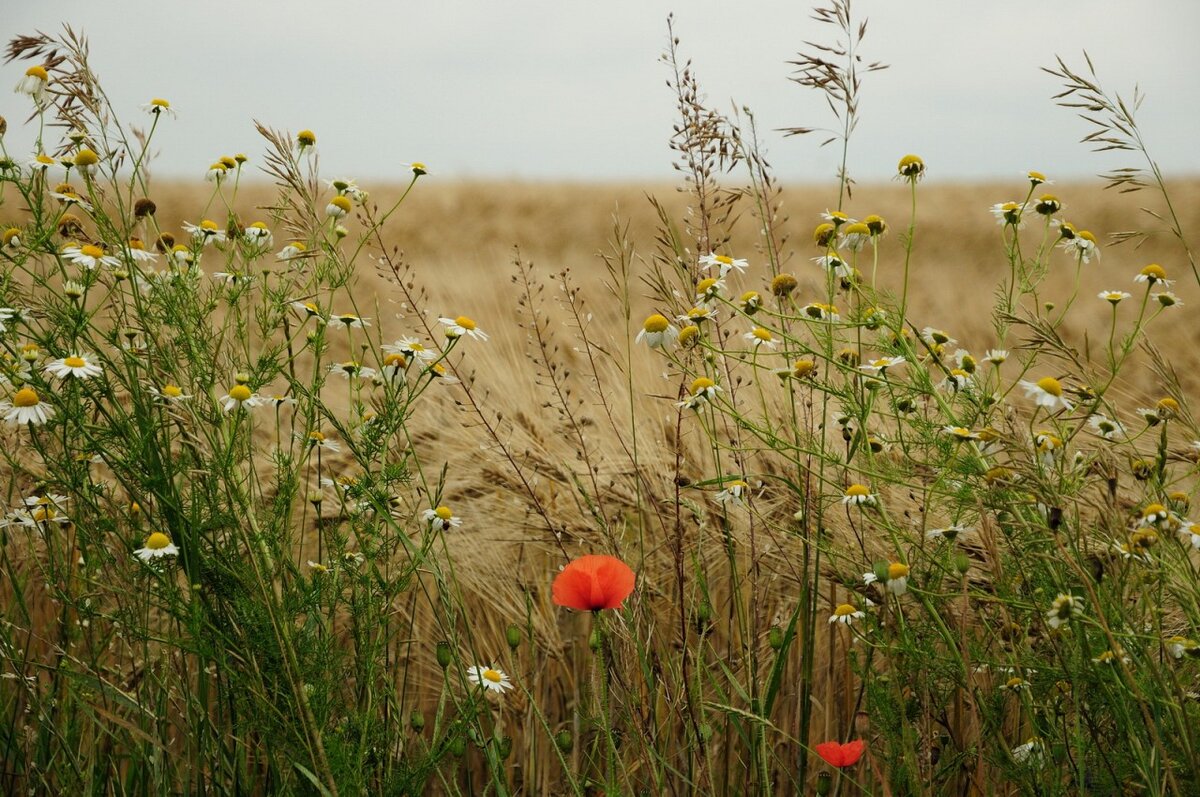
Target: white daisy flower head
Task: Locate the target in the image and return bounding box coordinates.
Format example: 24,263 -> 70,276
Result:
1019,376 -> 1073,412
1058,229 -> 1099,263
383,336 -> 438,362
829,603 -> 865,625
678,377 -> 721,410
699,252 -> 748,277
427,362 -> 460,384
926,523 -> 971,542
305,430 -> 341,452
15,65 -> 50,104
467,664 -> 512,694
124,238 -> 158,263
142,97 -> 176,117
695,276 -> 725,305
821,209 -> 854,227
183,220 -> 227,246
1177,521 -> 1200,551
1046,593 -> 1082,629
858,356 -> 906,376
999,676 -> 1031,692
814,253 -> 853,278
149,384 -> 191,403
44,353 -> 103,380
278,241 -> 308,261
1026,170 -> 1052,186
839,222 -> 872,251
1087,414 -> 1125,441
677,306 -> 718,327
984,349 -> 1008,366
243,221 -> 273,246
990,201 -> 1024,227
714,479 -> 751,506
423,505 -> 463,531
801,303 -> 840,323
842,484 -> 876,507
439,315 -> 488,342
867,562 -> 910,595
63,244 -> 120,270
1099,290 -> 1131,305
326,195 -> 353,219
220,384 -> 262,413
1,387 -> 52,427
743,327 -> 777,349
134,531 -> 179,562
329,313 -> 371,330
635,314 -> 677,349
291,300 -> 324,320
400,161 -> 428,176
942,426 -> 979,442
1166,636 -> 1199,660
205,162 -> 228,183
1154,291 -> 1182,309
328,361 -> 377,381
1134,263 -> 1170,286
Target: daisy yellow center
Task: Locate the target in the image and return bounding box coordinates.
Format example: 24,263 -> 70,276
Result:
887,563 -> 909,580
846,484 -> 870,497
3,228 -> 19,245
833,604 -> 856,617
303,302 -> 319,314
751,328 -> 772,341
1028,171 -> 1046,182
74,149 -> 99,166
219,156 -> 237,169
26,66 -> 49,80
1156,397 -> 1179,413
80,244 -> 104,258
1078,231 -> 1096,244
454,316 -> 476,330
1142,503 -> 1166,518
697,278 -> 718,293
200,220 -> 218,232
249,221 -> 268,231
1035,376 -> 1063,397
145,532 -> 171,550
151,98 -> 170,108
209,163 -> 227,173
434,506 -> 453,520
330,196 -> 352,212
678,325 -> 699,345
129,238 -> 145,250
898,154 -> 923,172
1141,264 -> 1166,280
793,359 -> 815,377
172,244 -> 190,254
690,377 -> 715,394
229,385 -> 252,402
338,315 -> 359,324
164,384 -> 184,397
844,222 -> 870,236
431,364 -> 447,376
1039,193 -> 1059,204
309,431 -> 325,442
410,161 -> 426,171
728,480 -> 749,490
643,314 -> 669,333
36,154 -> 55,165
384,353 -> 407,367
715,255 -> 732,265
63,356 -> 86,368
298,130 -> 317,145
1005,677 -> 1025,688
482,668 -> 502,683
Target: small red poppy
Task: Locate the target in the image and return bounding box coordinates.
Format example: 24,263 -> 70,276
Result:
815,739 -> 865,768
552,555 -> 636,611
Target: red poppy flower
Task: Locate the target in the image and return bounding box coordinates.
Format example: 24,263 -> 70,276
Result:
552,555 -> 636,611
815,739 -> 865,768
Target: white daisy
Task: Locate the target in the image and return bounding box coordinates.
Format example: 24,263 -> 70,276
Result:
699,252 -> 748,277
1046,594 -> 1082,629
926,524 -> 971,541
439,315 -> 488,341
0,388 -> 51,425
220,385 -> 262,413
1098,290 -> 1131,305
1011,739 -> 1044,768
829,603 -> 865,625
44,353 -> 103,380
326,196 -> 352,218
635,314 -> 678,349
714,480 -> 750,506
858,356 -> 905,376
329,313 -> 370,330
15,66 -> 49,104
1087,414 -> 1124,441
743,327 -> 777,350
422,505 -> 463,531
62,244 -> 120,270
134,531 -> 179,562
466,664 -> 512,694
678,377 -> 721,410
842,484 -> 876,507
328,361 -> 378,381
1019,376 -> 1073,412
243,222 -> 273,247
382,336 -> 438,362
183,220 -> 227,246
141,98 -> 176,117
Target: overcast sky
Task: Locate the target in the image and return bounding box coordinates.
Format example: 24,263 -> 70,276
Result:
3,1 -> 1197,183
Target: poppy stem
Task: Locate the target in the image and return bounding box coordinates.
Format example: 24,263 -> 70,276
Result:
592,612 -> 620,795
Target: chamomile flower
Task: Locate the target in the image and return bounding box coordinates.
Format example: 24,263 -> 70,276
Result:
897,154 -> 925,181
383,337 -> 437,363
866,562 -> 909,595
290,300 -> 324,320
2,228 -> 23,250
999,676 -> 1031,692
305,430 -> 341,452
149,384 -> 192,402
243,221 -> 273,246
278,241 -> 308,261
771,273 -> 798,297
822,210 -> 854,227
1177,521 -> 1200,550
1092,648 -> 1131,666
1138,502 -> 1170,528
984,349 -> 1008,365
183,220 -> 227,246
439,315 -> 488,341
942,426 -> 979,441
699,252 -> 748,277
426,362 -> 460,384
264,394 -> 298,409
990,201 -> 1024,227
134,531 -> 179,562
467,665 -> 512,694
1027,170 -> 1051,186
842,484 -> 876,507
62,243 -> 119,270
839,222 -> 872,251
1088,414 -> 1125,440
29,153 -> 58,172
205,162 -> 228,183
12,494 -> 70,527
1114,528 -> 1157,563
15,65 -> 49,104
1099,290 -> 1131,305
857,356 -> 905,376
1034,194 -> 1062,215
1,387 -> 53,426
1020,376 -> 1072,412
813,222 -> 837,247
44,353 -> 103,380
326,195 -> 352,219
0,307 -> 19,331
329,313 -> 371,330
71,148 -> 100,177
921,327 -> 956,348
220,384 -> 262,413
307,560 -> 329,574
401,161 -> 427,176
1135,263 -> 1170,286
1166,636 -> 1199,660
1060,230 -> 1098,262
1046,593 -> 1082,629
1011,739 -> 1045,768
813,253 -> 853,278
714,479 -> 751,506
423,505 -> 463,531
938,369 -> 973,392
49,189 -> 93,212
829,603 -> 865,625
679,377 -> 721,410
123,237 -> 157,263
142,98 -> 176,117
325,178 -> 368,202
739,291 -> 762,315
695,277 -> 725,305
927,523 -> 971,541
744,327 -> 777,350
328,361 -> 377,381
1154,291 -> 1182,308
802,303 -> 840,322
632,313 -> 677,349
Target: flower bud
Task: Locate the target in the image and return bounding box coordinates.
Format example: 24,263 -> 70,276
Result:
409,711 -> 425,732
435,641 -> 452,669
555,730 -> 573,753
768,624 -> 784,650
816,772 -> 833,795
505,623 -> 522,650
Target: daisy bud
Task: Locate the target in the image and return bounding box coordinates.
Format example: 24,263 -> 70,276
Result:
898,154 -> 925,180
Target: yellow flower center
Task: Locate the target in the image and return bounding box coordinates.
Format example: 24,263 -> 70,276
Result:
26,66 -> 49,80
162,384 -> 182,398
793,359 -> 816,378
219,156 -> 237,169
1035,376 -> 1063,397
297,130 -> 317,146
329,196 -> 352,212
209,162 -> 227,173
1028,171 -> 1046,182
229,385 -> 252,402
689,377 -> 715,394
74,149 -> 99,167
482,668 -> 502,683
200,220 -> 219,232
813,222 -> 835,244
13,388 -> 40,407
843,222 -> 870,236
63,356 -> 86,368
410,161 -> 427,172
151,98 -> 170,108
833,603 -> 857,617
309,431 -> 325,442
384,353 -> 407,368
1142,503 -> 1166,519
454,316 -> 476,330
35,154 -> 55,166
80,244 -> 104,259
2,228 -> 19,245
249,221 -> 268,231
898,154 -> 924,174
1005,677 -> 1025,689
751,328 -> 772,342
1078,231 -> 1096,244
678,325 -> 699,345
1156,397 -> 1179,414
1141,264 -> 1166,280
887,562 -> 909,580
434,506 -> 453,520
846,484 -> 870,497
643,313 -> 669,333
715,255 -> 732,265
145,532 -> 172,550
696,277 -> 718,294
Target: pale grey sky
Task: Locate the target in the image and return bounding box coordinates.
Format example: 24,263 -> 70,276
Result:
3,1 -> 1197,183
